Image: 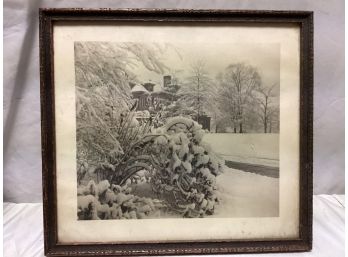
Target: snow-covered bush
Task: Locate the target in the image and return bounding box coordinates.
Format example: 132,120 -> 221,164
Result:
77,180 -> 166,220
148,117 -> 224,217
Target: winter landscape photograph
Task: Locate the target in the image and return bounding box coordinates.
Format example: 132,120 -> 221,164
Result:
75,42 -> 280,220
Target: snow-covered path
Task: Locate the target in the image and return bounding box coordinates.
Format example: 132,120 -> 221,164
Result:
225,160 -> 279,178
214,167 -> 279,217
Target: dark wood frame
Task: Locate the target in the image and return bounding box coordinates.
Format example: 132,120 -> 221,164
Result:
39,8 -> 313,257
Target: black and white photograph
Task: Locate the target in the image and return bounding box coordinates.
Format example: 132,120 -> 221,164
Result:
75,42 -> 280,220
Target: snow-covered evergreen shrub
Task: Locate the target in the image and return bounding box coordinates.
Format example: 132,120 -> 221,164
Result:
148,117 -> 224,217
77,180 -> 166,220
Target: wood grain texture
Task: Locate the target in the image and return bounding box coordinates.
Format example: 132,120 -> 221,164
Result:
39,8 -> 313,256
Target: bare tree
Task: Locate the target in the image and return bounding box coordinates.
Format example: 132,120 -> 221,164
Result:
179,60 -> 212,122
205,78 -> 225,133
217,63 -> 261,133
254,84 -> 278,133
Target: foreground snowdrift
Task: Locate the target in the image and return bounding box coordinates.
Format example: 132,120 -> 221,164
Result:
214,167 -> 279,217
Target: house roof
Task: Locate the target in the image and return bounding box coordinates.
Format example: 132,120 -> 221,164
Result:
131,84 -> 149,94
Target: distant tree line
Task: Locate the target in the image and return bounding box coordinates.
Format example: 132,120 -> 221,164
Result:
170,61 -> 279,133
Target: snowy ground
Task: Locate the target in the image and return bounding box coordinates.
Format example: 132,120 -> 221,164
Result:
204,133 -> 279,217
203,133 -> 279,167
214,167 -> 279,217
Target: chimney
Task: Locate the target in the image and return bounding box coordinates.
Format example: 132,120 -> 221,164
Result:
143,82 -> 155,92
163,75 -> 171,88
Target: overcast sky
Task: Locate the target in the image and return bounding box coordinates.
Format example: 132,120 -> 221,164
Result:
133,42 -> 280,94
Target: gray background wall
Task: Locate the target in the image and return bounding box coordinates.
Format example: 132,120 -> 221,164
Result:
4,0 -> 344,202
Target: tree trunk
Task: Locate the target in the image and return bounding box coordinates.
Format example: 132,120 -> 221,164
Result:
197,77 -> 200,122
234,126 -> 237,133
239,123 -> 243,133
264,98 -> 268,133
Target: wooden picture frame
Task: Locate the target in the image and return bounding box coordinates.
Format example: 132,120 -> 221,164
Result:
40,8 -> 313,256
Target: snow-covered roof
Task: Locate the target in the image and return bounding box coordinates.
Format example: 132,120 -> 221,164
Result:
131,84 -> 149,94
